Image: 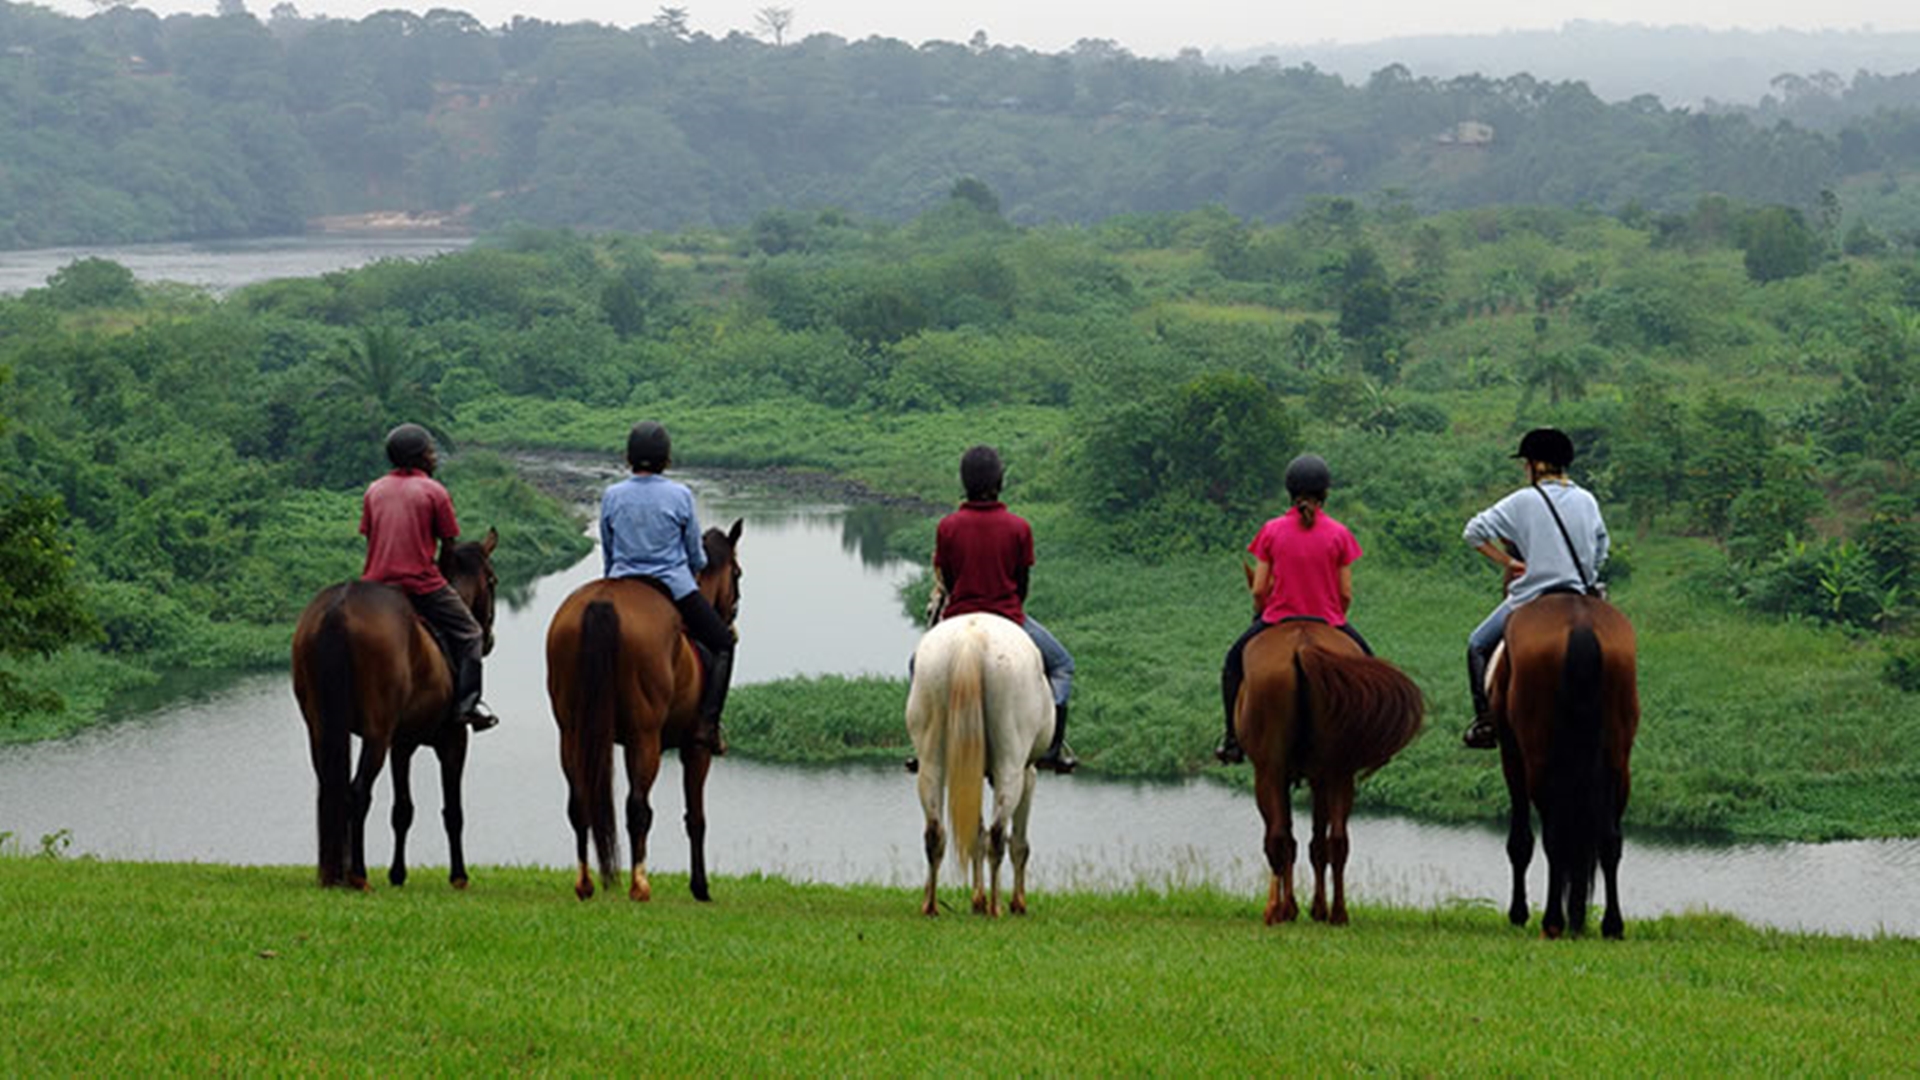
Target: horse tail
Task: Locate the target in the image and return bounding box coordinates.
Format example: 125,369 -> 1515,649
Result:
1548,623 -> 1607,935
312,598 -> 355,885
574,599 -> 622,888
945,628 -> 987,871
1294,648 -> 1425,776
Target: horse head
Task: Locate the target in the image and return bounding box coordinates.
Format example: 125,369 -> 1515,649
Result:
440,526 -> 500,655
699,518 -> 744,627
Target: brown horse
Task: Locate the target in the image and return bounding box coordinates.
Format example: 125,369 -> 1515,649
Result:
545,520 -> 742,903
1490,592 -> 1638,939
1235,619 -> 1425,925
290,528 -> 499,890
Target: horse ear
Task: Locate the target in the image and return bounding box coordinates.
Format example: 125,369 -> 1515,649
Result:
727,518 -> 743,546
482,526 -> 498,555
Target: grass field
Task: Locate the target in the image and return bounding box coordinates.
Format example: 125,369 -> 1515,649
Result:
4,859 -> 1915,1073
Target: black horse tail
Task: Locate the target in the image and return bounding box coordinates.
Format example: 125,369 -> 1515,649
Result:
574,599 -> 622,889
1548,623 -> 1608,935
1294,647 -> 1426,777
313,599 -> 355,887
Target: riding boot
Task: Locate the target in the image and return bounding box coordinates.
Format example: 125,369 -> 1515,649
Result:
454,654 -> 499,733
1462,645 -> 1496,750
695,647 -> 733,756
1216,663 -> 1246,765
1036,703 -> 1078,774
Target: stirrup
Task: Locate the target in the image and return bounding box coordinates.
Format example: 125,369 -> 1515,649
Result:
904,757 -> 919,774
696,717 -> 728,756
1038,746 -> 1078,774
463,703 -> 500,733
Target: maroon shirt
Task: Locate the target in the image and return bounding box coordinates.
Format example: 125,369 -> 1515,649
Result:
360,468 -> 458,595
935,500 -> 1033,623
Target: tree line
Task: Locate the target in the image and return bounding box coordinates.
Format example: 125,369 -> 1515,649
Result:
13,2 -> 1920,246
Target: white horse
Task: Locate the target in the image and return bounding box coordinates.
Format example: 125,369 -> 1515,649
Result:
905,612 -> 1054,916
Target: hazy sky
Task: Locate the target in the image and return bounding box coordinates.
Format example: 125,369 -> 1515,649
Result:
39,1 -> 1920,55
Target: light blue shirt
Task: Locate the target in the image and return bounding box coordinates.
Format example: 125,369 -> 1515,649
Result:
601,473 -> 706,599
1463,480 -> 1610,604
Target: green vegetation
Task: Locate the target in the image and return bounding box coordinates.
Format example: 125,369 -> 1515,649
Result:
4,187 -> 1916,840
1,858 -> 1914,1072
16,3 -> 1920,245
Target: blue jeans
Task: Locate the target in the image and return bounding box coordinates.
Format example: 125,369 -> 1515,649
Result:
1023,616 -> 1074,709
1469,600 -> 1514,659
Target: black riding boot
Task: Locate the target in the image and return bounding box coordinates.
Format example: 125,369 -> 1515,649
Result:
1462,644 -> 1496,749
695,647 -> 734,756
1216,661 -> 1246,765
1037,703 -> 1078,774
454,654 -> 498,733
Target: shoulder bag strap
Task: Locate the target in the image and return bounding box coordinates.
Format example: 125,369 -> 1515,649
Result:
1532,482 -> 1594,593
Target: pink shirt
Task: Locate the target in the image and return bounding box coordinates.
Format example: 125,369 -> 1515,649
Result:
1247,509 -> 1361,626
360,469 -> 459,595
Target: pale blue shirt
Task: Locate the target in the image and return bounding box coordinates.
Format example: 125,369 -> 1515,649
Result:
600,473 -> 706,599
1463,480 -> 1609,604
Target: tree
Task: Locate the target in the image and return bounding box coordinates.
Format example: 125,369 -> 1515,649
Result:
217,0 -> 250,16
650,6 -> 690,39
1738,205 -> 1822,283
32,259 -> 140,310
753,6 -> 794,46
0,370 -> 98,716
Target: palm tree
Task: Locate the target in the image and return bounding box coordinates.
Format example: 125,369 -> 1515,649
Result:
321,325 -> 452,450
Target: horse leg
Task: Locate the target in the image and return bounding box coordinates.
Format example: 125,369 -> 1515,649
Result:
986,819 -> 1006,918
918,766 -> 945,917
437,727 -> 471,889
347,734 -> 391,891
682,745 -> 713,902
624,734 -> 662,902
1308,782 -> 1330,923
1500,746 -> 1534,928
1541,847 -> 1568,940
1600,770 -> 1628,939
1325,777 -> 1355,926
388,743 -> 416,888
565,758 -> 594,901
1254,768 -> 1297,925
1008,766 -> 1036,916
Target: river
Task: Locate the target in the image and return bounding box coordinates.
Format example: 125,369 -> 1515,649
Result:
0,234 -> 473,296
2,470 -> 1917,938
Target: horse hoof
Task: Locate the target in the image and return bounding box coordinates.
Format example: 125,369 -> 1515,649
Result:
1542,924 -> 1564,941
921,902 -> 939,917
1330,908 -> 1349,927
1310,903 -> 1328,922
574,882 -> 594,902
1508,905 -> 1529,927
1263,906 -> 1281,926
1010,898 -> 1027,916
630,884 -> 652,903
349,877 -> 372,893
450,877 -> 469,891
389,868 -> 407,888
691,881 -> 712,903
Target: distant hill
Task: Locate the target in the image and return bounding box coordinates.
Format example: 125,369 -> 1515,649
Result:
1209,21 -> 1920,107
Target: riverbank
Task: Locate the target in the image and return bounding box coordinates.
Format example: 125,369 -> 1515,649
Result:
3,858 -> 1913,1072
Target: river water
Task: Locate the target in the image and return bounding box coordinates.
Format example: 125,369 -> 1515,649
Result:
2,471 -> 1917,937
0,234 -> 472,296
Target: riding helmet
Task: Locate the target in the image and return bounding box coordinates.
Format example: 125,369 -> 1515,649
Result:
1284,453 -> 1333,498
627,420 -> 672,471
384,423 -> 435,470
1512,427 -> 1576,467
960,445 -> 1004,500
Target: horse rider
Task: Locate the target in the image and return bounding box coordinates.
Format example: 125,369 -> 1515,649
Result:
599,420 -> 735,755
1460,426 -> 1611,749
908,445 -> 1078,774
360,423 -> 498,732
1216,453 -> 1371,765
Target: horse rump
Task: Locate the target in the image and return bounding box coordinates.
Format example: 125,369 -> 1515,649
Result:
942,627 -> 988,871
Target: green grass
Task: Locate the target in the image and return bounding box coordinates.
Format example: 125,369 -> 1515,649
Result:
2,859 -> 1914,1073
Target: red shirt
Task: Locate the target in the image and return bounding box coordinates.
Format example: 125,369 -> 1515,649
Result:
1247,508 -> 1361,626
935,500 -> 1033,624
360,469 -> 459,595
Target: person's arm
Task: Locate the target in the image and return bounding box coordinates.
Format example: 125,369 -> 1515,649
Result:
1337,563 -> 1354,615
681,491 -> 707,574
600,493 -> 615,577
1249,558 -> 1274,606
1475,540 -> 1525,583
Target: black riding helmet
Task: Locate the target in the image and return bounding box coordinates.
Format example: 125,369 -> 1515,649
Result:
1512,427 -> 1575,468
628,420 -> 671,472
960,445 -> 1004,501
1284,453 -> 1332,498
385,423 -> 435,470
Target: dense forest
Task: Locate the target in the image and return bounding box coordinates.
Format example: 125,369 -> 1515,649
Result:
2,185 -> 1916,838
14,2 -> 1920,247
